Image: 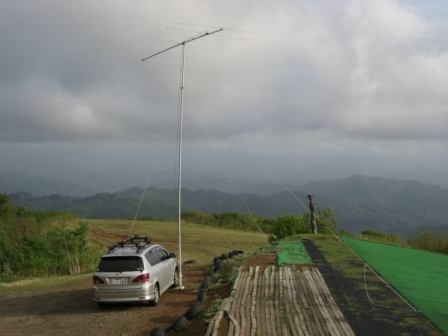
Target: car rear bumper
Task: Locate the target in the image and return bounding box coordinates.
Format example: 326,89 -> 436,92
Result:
93,284 -> 154,303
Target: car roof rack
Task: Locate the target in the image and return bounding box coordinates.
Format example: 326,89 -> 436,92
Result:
108,235 -> 152,254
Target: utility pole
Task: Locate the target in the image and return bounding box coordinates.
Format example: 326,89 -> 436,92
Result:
307,194 -> 318,234
141,28 -> 223,290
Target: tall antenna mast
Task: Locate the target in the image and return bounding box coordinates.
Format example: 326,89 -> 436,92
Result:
142,27 -> 223,289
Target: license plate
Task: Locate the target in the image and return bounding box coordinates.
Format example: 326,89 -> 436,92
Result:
109,278 -> 128,285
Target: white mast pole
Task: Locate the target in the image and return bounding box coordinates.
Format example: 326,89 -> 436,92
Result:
177,42 -> 185,289
141,28 -> 223,290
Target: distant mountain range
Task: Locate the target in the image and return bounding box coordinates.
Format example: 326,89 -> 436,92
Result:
0,171 -> 303,196
8,175 -> 448,235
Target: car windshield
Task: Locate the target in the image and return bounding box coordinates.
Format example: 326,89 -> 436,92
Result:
97,256 -> 143,272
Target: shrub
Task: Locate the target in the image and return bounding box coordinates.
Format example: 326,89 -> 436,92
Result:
0,194 -> 98,280
271,215 -> 309,239
316,208 -> 337,234
182,210 -> 215,226
408,231 -> 448,254
183,210 -> 267,232
360,229 -> 403,244
338,229 -> 354,238
183,208 -> 338,238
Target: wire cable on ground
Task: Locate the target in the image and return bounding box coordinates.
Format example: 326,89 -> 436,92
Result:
363,263 -> 375,307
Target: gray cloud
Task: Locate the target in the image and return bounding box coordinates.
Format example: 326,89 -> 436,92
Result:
1,0 -> 448,187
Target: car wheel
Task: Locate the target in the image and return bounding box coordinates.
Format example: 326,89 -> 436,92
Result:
150,284 -> 160,306
172,268 -> 179,288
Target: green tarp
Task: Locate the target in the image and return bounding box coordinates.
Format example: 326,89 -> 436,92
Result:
277,241 -> 312,265
343,237 -> 448,334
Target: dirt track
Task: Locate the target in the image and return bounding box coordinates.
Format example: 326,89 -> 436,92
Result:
0,264 -> 212,336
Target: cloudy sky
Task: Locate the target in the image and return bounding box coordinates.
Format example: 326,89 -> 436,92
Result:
1,0 -> 448,192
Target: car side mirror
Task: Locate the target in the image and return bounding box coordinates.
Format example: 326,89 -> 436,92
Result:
169,252 -> 176,259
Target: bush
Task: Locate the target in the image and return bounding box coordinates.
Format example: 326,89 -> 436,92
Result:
316,208 -> 337,234
360,229 -> 403,244
182,210 -> 215,226
338,229 -> 354,238
183,210 -> 268,232
356,228 -> 448,255
270,215 -> 309,239
408,231 -> 448,254
183,208 -> 338,238
0,194 -> 98,280
1,223 -> 96,279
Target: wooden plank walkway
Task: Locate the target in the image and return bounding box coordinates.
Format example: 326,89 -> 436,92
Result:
206,266 -> 355,336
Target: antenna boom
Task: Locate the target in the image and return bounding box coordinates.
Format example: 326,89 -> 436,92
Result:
141,28 -> 223,62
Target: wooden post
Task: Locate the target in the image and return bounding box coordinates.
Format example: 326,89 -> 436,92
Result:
307,194 -> 318,234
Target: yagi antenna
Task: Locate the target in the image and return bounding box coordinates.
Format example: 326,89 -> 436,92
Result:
141,27 -> 223,290
141,28 -> 223,61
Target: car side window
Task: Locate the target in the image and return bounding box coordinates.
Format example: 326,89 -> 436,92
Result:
148,247 -> 161,266
159,249 -> 169,262
144,251 -> 152,264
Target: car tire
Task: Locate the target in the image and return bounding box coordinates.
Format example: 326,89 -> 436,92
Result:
150,284 -> 160,306
172,268 -> 179,288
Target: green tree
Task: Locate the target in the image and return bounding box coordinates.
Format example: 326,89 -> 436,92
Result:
316,208 -> 337,234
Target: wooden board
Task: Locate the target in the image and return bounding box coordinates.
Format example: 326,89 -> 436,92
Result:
207,265 -> 355,336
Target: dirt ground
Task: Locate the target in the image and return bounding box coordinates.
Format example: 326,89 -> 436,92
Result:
0,263 -> 224,336
244,253 -> 276,270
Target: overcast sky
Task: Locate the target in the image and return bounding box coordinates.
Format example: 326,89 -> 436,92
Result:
1,0 -> 448,191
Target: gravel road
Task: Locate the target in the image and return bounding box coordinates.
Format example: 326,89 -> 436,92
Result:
0,264 -> 207,336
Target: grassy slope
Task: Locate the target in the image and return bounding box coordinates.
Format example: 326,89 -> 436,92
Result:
0,219 -> 267,296
83,219 -> 267,264
309,234 -> 442,335
343,237 -> 448,334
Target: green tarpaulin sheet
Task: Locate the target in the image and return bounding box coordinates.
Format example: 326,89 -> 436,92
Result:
277,241 -> 312,265
343,237 -> 448,334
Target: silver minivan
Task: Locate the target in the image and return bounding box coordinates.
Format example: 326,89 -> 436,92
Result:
93,236 -> 179,305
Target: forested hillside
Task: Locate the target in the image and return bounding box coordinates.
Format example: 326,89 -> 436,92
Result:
9,175 -> 448,235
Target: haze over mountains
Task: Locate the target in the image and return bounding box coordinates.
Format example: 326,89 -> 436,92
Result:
7,175 -> 448,236
0,170 -> 307,197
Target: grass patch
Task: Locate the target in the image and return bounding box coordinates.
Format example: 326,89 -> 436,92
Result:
0,218 -> 266,295
0,273 -> 92,297
277,240 -> 312,265
85,219 -> 266,265
309,234 -> 443,335
204,298 -> 224,319
344,237 -> 448,334
211,257 -> 242,288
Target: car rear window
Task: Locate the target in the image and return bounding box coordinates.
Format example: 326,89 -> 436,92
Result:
97,256 -> 143,272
